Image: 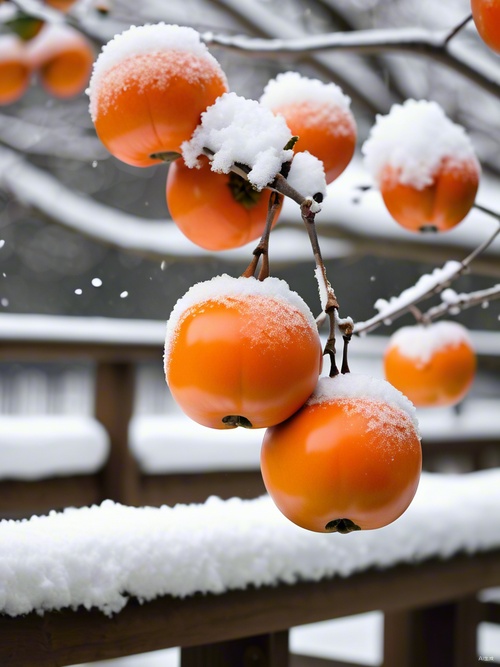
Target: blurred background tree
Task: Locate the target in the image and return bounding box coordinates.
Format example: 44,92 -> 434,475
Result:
0,0 -> 498,334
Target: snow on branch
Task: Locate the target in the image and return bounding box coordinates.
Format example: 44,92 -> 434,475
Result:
203,25 -> 500,101
2,469 -> 500,617
0,146 -> 349,264
424,283 -> 500,321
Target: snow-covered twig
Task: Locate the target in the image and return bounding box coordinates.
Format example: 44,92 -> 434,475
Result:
424,284 -> 500,321
203,26 -> 500,101
354,218 -> 500,335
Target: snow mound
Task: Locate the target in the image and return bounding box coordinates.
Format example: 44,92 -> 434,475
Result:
2,469 -> 500,617
286,151 -> 327,202
387,321 -> 474,364
181,92 -> 293,190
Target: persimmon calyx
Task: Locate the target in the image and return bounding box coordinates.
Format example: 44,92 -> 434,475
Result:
150,151 -> 182,163
325,518 -> 361,534
228,172 -> 261,209
222,415 -> 253,428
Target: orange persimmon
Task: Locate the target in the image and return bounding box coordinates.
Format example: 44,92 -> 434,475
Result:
379,157 -> 480,233
261,374 -> 422,533
164,275 -> 322,429
44,0 -> 78,11
0,35 -> 31,106
471,0 -> 500,53
27,23 -> 94,99
384,321 -> 476,408
166,157 -> 282,250
363,100 -> 480,233
260,72 -> 356,184
88,23 -> 228,168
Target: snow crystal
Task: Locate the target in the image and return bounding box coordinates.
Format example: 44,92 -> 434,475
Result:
164,274 -> 318,366
286,151 -> 327,201
260,71 -> 352,115
387,321 -> 473,364
87,23 -> 227,121
3,468 -> 500,617
362,99 -> 479,189
181,92 -> 294,190
307,373 -> 420,434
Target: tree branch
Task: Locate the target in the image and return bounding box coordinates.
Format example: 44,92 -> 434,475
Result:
202,25 -> 500,100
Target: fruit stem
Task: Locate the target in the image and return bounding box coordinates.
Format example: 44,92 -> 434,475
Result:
241,191 -> 283,281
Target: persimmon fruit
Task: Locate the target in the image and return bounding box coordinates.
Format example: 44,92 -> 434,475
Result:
260,72 -> 356,184
44,0 -> 78,11
164,275 -> 322,429
166,157 -> 282,250
384,321 -> 476,408
379,157 -> 480,233
471,0 -> 500,53
261,374 -> 422,533
0,35 -> 31,106
27,24 -> 94,99
88,24 -> 228,168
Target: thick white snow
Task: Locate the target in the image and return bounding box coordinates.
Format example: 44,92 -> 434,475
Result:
181,92 -> 294,190
27,23 -> 91,68
386,321 -> 473,364
362,99 -> 479,188
286,151 -> 327,201
2,469 -> 500,617
0,416 -> 108,480
260,71 -> 352,115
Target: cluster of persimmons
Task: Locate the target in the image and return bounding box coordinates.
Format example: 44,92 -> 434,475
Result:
84,5 -> 494,533
0,8 -> 94,105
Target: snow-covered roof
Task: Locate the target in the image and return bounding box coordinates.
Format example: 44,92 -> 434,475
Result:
1,469 -> 500,617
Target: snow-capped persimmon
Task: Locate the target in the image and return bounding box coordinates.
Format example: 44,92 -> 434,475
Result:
44,0 -> 78,11
363,99 -> 480,233
88,24 -> 228,168
0,35 -> 31,106
471,0 -> 500,53
166,157 -> 282,250
27,24 -> 94,99
164,275 -> 323,429
261,374 -> 422,533
384,321 -> 476,408
260,72 -> 356,184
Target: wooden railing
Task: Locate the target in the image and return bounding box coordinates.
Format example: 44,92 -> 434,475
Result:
1,315 -> 500,666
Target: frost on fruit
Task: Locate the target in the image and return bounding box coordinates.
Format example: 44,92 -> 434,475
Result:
164,273 -> 319,368
308,372 -> 420,437
181,92 -> 294,190
387,321 -> 474,365
362,99 -> 480,189
260,71 -> 354,136
87,23 -> 228,121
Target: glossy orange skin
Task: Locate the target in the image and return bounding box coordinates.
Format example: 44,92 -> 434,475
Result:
166,296 -> 323,429
384,339 -> 476,408
271,101 -> 356,183
471,0 -> 500,52
166,158 -> 282,250
261,398 -> 422,533
93,52 -> 228,168
45,0 -> 77,10
0,38 -> 30,106
380,158 -> 479,233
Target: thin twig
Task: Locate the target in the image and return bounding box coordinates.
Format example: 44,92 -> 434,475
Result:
443,13 -> 473,45
424,284 -> 500,321
241,192 -> 283,280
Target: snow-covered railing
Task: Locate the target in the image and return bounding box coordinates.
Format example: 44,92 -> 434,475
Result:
1,312 -> 499,518
1,470 -> 500,666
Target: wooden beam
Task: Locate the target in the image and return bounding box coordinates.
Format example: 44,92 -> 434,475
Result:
1,548 -> 500,667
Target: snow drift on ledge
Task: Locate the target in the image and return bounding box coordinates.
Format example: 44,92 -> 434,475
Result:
1,469 -> 500,618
